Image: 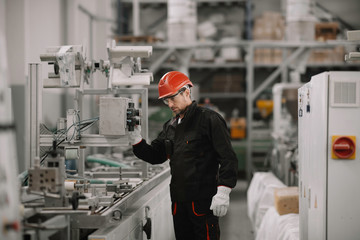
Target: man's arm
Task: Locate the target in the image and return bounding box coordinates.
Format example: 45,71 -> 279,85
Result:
209,113 -> 238,188
131,126 -> 168,165
132,138 -> 168,165
207,112 -> 238,217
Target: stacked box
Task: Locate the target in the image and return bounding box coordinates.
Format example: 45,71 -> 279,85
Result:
253,12 -> 285,64
285,0 -> 315,42
308,46 -> 345,64
315,22 -> 339,41
167,0 -> 197,44
273,49 -> 283,64
286,20 -> 316,41
274,187 -> 299,215
194,46 -> 215,61
254,48 -> 284,64
286,0 -> 311,22
167,22 -> 197,44
211,73 -> 244,92
253,12 -> 285,40
219,37 -> 242,62
198,21 -> 217,39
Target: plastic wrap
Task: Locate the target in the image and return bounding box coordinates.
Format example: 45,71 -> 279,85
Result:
247,172 -> 285,233
256,207 -> 299,240
254,181 -> 286,233
247,172 -> 273,226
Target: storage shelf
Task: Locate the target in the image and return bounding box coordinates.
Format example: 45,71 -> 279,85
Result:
121,0 -> 246,4
253,62 -> 359,68
159,62 -> 246,69
148,40 -> 356,48
199,92 -> 246,98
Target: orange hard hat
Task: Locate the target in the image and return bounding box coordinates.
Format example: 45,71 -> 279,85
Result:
158,71 -> 193,99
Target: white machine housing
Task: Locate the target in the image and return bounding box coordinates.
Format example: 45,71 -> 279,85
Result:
107,40 -> 153,87
298,71 -> 360,240
40,45 -> 85,88
271,83 -> 302,185
99,97 -> 130,136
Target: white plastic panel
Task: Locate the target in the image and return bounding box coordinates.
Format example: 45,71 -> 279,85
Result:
299,71 -> 360,240
298,72 -> 329,240
99,97 -> 128,136
305,72 -> 328,240
298,85 -> 308,240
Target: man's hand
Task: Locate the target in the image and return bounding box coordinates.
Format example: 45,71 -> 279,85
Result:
129,125 -> 142,145
210,186 -> 231,217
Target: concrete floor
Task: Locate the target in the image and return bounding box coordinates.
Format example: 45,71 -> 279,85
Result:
220,180 -> 254,240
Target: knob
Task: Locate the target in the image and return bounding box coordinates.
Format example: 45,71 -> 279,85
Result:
333,136 -> 355,159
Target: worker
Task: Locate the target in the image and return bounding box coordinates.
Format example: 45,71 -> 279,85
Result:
130,71 -> 238,239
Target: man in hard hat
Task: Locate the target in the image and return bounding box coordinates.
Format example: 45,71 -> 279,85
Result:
130,71 -> 238,240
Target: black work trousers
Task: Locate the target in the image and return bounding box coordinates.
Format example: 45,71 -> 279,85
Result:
172,199 -> 220,240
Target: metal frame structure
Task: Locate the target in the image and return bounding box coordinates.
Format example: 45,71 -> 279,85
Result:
21,39 -> 182,240
28,63 -> 149,178
27,64 -> 42,169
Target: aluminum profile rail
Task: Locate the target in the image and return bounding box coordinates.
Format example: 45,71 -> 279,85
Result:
38,168 -> 170,229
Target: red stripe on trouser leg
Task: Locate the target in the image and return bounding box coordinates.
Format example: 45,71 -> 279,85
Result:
173,202 -> 177,215
192,202 -> 205,216
206,221 -> 210,240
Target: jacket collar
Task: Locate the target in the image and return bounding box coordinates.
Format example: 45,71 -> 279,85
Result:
169,100 -> 197,126
181,100 -> 197,121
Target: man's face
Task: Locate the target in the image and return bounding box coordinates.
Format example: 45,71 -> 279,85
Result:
163,89 -> 191,115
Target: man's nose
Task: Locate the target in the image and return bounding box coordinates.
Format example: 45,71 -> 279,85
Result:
168,101 -> 174,108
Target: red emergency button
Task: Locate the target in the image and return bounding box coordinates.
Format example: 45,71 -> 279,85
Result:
332,136 -> 355,159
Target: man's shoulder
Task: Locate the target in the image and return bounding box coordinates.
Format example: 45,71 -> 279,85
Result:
196,105 -> 223,119
162,118 -> 172,128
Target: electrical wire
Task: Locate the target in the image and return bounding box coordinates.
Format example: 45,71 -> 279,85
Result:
22,116 -> 100,186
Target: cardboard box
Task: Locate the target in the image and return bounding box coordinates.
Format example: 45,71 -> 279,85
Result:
274,187 -> 299,215
315,22 -> 339,41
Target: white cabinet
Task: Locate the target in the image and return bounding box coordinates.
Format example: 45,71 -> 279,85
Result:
298,71 -> 360,240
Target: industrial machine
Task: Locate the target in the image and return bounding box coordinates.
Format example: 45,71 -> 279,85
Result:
270,83 -> 302,186
20,42 -> 175,239
298,71 -> 360,240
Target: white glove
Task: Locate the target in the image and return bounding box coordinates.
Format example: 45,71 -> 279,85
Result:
210,186 -> 231,217
129,125 -> 142,145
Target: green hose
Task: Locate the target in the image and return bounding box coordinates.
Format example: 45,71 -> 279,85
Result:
89,179 -> 113,184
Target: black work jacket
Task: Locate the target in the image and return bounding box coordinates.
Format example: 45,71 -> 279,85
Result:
133,101 -> 238,202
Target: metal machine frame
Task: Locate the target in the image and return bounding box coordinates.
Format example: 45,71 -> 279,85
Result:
22,44 -> 175,240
